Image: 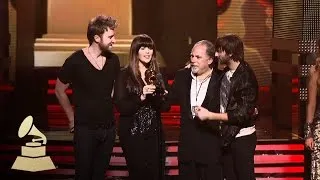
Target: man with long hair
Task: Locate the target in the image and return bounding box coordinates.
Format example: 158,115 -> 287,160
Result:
195,34 -> 258,180
55,15 -> 120,180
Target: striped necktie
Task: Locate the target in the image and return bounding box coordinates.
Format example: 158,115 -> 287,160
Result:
220,73 -> 231,110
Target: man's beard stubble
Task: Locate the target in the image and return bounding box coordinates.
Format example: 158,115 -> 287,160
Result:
218,55 -> 230,66
99,40 -> 112,52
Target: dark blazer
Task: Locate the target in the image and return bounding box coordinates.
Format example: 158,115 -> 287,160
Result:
168,68 -> 223,163
221,61 -> 259,146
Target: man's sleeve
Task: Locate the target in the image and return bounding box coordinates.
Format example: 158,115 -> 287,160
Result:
58,57 -> 74,84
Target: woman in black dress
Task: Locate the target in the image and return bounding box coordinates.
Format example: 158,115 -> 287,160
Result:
114,34 -> 169,180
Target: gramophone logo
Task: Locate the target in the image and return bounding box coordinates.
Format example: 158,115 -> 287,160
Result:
11,115 -> 56,172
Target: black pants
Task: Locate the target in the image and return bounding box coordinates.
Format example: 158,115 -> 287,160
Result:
179,160 -> 222,180
120,133 -> 165,180
73,125 -> 116,180
222,132 -> 257,180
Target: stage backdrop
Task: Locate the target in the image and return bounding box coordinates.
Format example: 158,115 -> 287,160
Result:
8,0 -> 274,86
217,0 -> 273,86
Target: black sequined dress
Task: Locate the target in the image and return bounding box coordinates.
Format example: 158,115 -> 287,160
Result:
114,68 -> 169,180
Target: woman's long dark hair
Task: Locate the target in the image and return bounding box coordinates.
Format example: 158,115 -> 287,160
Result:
126,34 -> 161,93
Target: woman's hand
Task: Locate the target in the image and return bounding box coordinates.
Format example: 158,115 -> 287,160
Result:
305,137 -> 314,150
141,84 -> 156,100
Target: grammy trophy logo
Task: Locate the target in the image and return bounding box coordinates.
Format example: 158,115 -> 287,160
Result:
11,115 -> 56,172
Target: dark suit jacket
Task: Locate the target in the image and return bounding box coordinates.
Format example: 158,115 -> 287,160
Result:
221,61 -> 259,146
168,68 -> 223,164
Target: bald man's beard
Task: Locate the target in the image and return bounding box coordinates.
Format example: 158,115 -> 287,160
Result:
191,65 -> 212,76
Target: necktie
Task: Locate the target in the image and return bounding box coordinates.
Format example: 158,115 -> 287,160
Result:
220,73 -> 231,111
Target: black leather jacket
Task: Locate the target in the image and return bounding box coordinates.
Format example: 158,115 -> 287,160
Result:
220,61 -> 259,147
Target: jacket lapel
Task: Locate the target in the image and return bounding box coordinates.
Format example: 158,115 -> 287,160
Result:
228,62 -> 245,102
184,69 -> 193,118
201,70 -> 219,109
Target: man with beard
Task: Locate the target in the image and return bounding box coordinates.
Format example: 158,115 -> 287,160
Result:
194,34 -> 258,180
169,40 -> 223,180
55,15 -> 120,180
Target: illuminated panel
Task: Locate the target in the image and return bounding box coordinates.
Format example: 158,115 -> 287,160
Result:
0,141 -> 305,178
254,167 -> 304,173
254,155 -> 304,164
255,144 -> 304,151
273,0 -> 303,40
